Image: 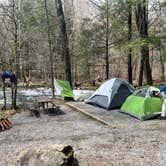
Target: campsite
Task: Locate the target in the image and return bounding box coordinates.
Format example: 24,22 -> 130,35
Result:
1,81 -> 166,165
0,0 -> 166,166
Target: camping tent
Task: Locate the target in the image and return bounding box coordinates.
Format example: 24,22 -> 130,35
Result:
120,87 -> 164,120
86,78 -> 135,110
54,79 -> 74,99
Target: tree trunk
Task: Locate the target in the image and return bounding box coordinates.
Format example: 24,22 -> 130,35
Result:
159,48 -> 165,82
44,0 -> 55,97
138,52 -> 144,86
135,0 -> 152,85
105,0 -> 109,79
127,2 -> 132,84
12,0 -> 20,79
55,0 -> 72,87
11,82 -> 17,109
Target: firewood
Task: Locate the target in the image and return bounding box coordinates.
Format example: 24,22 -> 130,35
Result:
0,121 -> 5,131
4,118 -> 12,128
1,119 -> 10,129
2,119 -> 12,129
0,118 -> 12,131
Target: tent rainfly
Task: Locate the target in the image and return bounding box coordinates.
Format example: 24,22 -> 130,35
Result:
120,87 -> 164,120
86,78 -> 135,110
54,79 -> 74,99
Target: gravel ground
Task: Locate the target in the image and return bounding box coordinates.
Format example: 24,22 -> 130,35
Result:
1,103 -> 166,166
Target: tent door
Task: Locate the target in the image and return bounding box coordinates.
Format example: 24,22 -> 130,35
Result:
110,84 -> 131,109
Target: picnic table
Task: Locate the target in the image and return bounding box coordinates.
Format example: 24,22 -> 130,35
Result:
36,96 -> 60,112
36,96 -> 52,112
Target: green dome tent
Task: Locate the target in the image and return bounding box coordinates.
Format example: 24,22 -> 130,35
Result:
120,87 -> 164,120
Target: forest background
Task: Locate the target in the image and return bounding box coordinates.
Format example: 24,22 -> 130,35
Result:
0,0 -> 165,90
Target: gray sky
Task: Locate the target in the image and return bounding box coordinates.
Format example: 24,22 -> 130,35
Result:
0,0 -> 8,4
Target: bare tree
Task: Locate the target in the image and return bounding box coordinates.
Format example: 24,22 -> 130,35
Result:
55,0 -> 72,86
44,0 -> 55,97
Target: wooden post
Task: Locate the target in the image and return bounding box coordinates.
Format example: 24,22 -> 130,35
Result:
11,82 -> 14,109
11,82 -> 17,109
13,82 -> 17,109
2,82 -> 6,110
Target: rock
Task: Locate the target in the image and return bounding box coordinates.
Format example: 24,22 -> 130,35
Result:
15,144 -> 75,166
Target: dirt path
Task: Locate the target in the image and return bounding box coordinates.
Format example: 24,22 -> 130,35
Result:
0,103 -> 166,166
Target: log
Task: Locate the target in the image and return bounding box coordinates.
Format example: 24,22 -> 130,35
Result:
0,118 -> 12,131
4,118 -> 12,128
1,119 -> 12,129
1,119 -> 9,129
0,121 -> 5,131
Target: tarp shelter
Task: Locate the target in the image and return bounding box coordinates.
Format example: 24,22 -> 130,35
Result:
54,79 -> 74,99
1,71 -> 16,83
120,87 -> 164,120
160,84 -> 166,92
86,78 -> 135,110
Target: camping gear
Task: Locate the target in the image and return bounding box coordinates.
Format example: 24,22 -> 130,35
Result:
160,84 -> 166,92
133,86 -> 160,97
1,71 -> 16,83
161,98 -> 166,117
54,79 -> 74,100
120,87 -> 164,120
86,78 -> 135,110
1,71 -> 17,109
73,90 -> 94,101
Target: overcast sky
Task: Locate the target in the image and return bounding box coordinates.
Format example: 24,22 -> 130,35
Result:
0,0 -> 8,4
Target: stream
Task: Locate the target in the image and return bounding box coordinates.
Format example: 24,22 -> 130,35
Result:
0,87 -> 52,107
0,87 -> 94,108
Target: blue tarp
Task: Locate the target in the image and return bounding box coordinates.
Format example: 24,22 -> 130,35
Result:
1,71 -> 16,83
160,84 -> 166,92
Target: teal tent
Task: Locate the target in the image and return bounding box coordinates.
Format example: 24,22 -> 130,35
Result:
54,79 -> 74,99
120,95 -> 164,120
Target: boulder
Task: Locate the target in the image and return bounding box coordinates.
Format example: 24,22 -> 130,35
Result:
15,144 -> 75,166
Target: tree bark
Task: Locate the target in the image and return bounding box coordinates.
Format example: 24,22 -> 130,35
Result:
135,0 -> 152,85
138,51 -> 144,86
159,47 -> 165,82
11,82 -> 17,109
127,2 -> 132,84
55,0 -> 72,87
12,0 -> 20,79
105,0 -> 109,80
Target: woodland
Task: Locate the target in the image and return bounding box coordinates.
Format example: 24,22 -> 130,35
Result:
0,0 -> 165,90
0,1 -> 166,165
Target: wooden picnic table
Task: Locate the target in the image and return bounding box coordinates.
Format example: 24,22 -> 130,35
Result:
36,96 -> 52,112
36,96 -> 60,112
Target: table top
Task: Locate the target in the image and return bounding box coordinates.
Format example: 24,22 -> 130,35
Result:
36,96 -> 52,103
